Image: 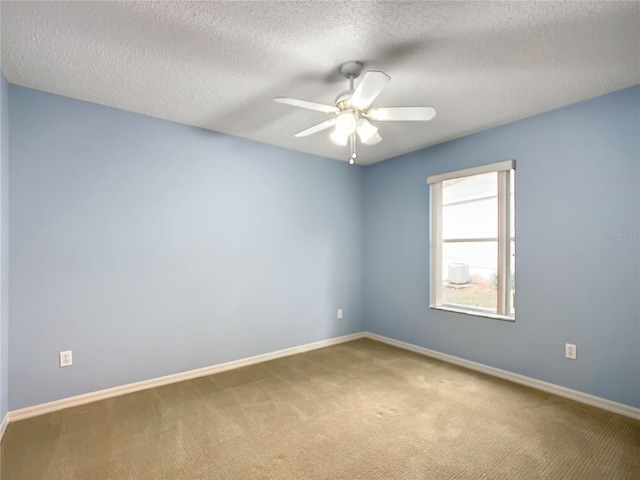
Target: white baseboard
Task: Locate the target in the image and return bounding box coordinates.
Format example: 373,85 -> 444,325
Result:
8,332 -> 366,423
0,412 -> 8,442
364,332 -> 640,421
7,330 -> 639,425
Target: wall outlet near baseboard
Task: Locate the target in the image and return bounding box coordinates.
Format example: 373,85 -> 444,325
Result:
60,350 -> 73,367
565,344 -> 576,360
337,309 -> 343,320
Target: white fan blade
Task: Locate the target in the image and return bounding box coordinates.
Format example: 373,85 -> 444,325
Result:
294,118 -> 336,137
368,106 -> 437,121
274,96 -> 339,114
351,71 -> 391,110
364,131 -> 382,145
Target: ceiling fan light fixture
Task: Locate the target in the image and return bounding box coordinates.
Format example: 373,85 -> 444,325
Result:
330,129 -> 349,146
364,131 -> 383,146
356,118 -> 378,144
335,112 -> 357,135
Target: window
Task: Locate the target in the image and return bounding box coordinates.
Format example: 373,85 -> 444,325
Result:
428,161 -> 515,320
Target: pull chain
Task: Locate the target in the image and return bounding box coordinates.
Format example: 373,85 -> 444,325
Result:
349,133 -> 357,165
348,74 -> 357,165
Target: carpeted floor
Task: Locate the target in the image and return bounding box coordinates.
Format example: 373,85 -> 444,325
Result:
2,338 -> 639,479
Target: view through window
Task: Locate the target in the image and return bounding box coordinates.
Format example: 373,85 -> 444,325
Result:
429,161 -> 515,319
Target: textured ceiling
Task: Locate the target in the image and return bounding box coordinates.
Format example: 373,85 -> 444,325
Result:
1,1 -> 639,165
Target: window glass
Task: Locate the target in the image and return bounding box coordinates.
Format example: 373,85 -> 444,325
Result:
429,161 -> 515,319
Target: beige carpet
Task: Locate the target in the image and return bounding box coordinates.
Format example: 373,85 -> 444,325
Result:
2,338 -> 639,479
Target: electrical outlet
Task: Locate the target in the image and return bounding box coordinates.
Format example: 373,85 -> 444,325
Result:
60,350 -> 73,367
565,344 -> 576,360
337,309 -> 343,320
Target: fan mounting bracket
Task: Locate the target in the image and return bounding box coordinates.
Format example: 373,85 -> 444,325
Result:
340,61 -> 364,79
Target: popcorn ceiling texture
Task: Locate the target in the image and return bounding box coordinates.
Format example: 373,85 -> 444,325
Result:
1,1 -> 639,165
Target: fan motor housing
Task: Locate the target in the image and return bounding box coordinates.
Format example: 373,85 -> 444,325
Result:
335,89 -> 354,110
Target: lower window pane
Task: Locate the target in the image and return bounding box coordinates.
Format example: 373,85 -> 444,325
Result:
442,241 -> 497,312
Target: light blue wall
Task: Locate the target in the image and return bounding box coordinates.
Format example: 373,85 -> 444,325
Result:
8,85 -> 364,410
0,73 -> 8,420
6,82 -> 639,412
363,86 -> 640,408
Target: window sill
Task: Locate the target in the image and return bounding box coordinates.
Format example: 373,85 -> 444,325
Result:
429,305 -> 515,322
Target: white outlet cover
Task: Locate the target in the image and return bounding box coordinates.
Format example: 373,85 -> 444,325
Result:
60,350 -> 73,367
337,309 -> 343,320
565,344 -> 577,360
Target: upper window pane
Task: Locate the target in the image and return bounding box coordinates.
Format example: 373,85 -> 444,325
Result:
443,172 -> 497,204
510,169 -> 515,239
442,172 -> 497,240
442,197 -> 497,239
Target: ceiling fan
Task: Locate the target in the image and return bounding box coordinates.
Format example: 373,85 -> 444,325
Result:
274,61 -> 437,164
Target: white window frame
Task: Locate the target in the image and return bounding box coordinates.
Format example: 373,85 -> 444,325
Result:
428,160 -> 515,321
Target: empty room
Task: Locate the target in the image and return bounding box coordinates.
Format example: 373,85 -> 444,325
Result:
0,1 -> 639,479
